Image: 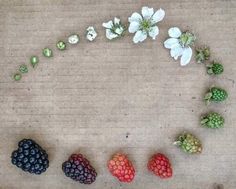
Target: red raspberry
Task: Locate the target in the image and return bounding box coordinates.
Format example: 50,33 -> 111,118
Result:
108,153 -> 135,183
147,153 -> 173,179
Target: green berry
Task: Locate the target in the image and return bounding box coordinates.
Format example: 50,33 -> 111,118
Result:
195,47 -> 210,63
207,62 -> 224,75
204,87 -> 228,104
13,73 -> 22,81
174,132 -> 202,154
56,40 -> 66,50
42,47 -> 53,57
201,112 -> 224,129
19,64 -> 28,73
30,56 -> 39,68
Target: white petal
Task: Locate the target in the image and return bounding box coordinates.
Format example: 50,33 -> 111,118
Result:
102,20 -> 113,29
151,8 -> 165,24
148,26 -> 159,40
164,38 -> 179,49
128,21 -> 140,33
128,12 -> 142,23
133,30 -> 147,43
180,47 -> 193,66
106,29 -> 118,40
141,6 -> 154,19
168,27 -> 182,38
114,17 -> 120,25
170,46 -> 184,60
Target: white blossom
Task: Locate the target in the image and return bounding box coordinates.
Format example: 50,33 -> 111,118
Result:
164,27 -> 196,66
128,6 -> 165,43
102,17 -> 125,40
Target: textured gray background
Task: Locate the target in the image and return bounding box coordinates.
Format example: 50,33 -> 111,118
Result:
0,0 -> 236,188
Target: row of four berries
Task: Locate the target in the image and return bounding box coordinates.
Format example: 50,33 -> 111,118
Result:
11,139 -> 173,184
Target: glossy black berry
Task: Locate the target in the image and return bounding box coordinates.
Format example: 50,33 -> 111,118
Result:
62,154 -> 97,184
11,139 -> 49,175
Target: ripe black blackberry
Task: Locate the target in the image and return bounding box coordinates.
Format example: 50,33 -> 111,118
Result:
11,139 -> 49,175
62,154 -> 97,184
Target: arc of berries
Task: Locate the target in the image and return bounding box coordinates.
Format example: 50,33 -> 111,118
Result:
10,5 -> 229,185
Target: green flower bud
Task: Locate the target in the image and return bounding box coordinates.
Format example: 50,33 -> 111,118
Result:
30,56 -> 39,68
42,47 -> 53,57
56,40 -> 66,50
13,73 -> 22,81
19,64 -> 28,73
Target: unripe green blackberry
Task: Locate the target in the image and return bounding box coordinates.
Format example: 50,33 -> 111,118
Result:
204,87 -> 228,105
207,62 -> 224,75
195,47 -> 210,63
174,132 -> 202,154
201,112 -> 224,129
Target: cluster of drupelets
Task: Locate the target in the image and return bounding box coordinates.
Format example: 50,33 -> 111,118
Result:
11,6 -> 228,185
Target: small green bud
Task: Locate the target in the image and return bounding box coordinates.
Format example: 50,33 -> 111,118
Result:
30,56 -> 39,68
42,47 -> 53,57
195,47 -> 210,63
19,64 -> 28,73
13,73 -> 22,81
56,40 -> 66,50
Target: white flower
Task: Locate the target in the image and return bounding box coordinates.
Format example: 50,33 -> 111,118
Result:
68,34 -> 80,44
86,26 -> 98,42
164,27 -> 196,66
102,17 -> 125,40
128,6 -> 165,44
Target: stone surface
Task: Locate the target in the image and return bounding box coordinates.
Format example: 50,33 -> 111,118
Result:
0,0 -> 235,189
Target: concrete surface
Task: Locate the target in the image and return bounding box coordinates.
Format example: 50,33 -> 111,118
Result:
0,0 -> 236,188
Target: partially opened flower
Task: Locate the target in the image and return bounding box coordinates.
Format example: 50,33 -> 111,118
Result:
102,17 -> 125,40
164,27 -> 196,66
128,6 -> 165,44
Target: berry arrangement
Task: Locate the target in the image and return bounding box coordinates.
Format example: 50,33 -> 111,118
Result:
9,5 -> 229,185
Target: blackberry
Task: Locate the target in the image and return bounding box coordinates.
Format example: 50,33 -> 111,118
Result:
11,139 -> 49,175
62,154 -> 97,184
207,62 -> 224,75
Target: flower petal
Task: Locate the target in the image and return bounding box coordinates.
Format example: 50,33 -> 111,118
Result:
148,26 -> 159,40
128,12 -> 142,23
129,21 -> 140,33
180,47 -> 193,66
133,30 -> 147,43
168,27 -> 182,38
164,38 -> 179,49
151,8 -> 165,24
170,46 -> 184,60
102,21 -> 113,29
114,17 -> 120,25
106,29 -> 118,40
141,6 -> 154,19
